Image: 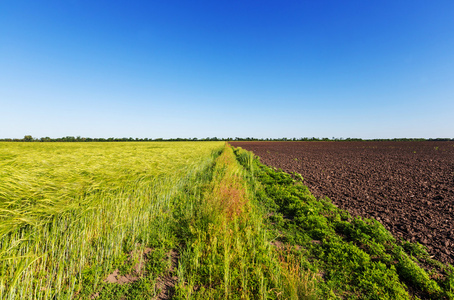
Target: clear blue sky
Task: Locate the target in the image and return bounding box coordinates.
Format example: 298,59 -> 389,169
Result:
1,1 -> 453,139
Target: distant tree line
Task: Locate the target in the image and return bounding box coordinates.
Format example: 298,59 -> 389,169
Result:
0,136 -> 453,142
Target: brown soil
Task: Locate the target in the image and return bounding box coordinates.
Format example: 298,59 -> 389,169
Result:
91,246 -> 153,299
95,247 -> 179,299
230,141 -> 454,265
104,247 -> 153,285
155,249 -> 179,300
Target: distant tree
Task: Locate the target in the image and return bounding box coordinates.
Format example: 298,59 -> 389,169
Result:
63,136 -> 75,142
24,135 -> 33,142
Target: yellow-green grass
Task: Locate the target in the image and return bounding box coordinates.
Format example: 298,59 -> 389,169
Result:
173,145 -> 317,299
0,142 -> 223,299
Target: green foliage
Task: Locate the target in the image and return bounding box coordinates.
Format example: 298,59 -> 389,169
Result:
441,266 -> 454,298
23,135 -> 33,142
393,246 -> 442,296
401,241 -> 429,259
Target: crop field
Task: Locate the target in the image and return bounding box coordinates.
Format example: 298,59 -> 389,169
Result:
1,141 -> 454,299
0,142 -> 225,299
231,141 -> 454,265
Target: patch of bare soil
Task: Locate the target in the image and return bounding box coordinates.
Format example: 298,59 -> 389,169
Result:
104,247 -> 153,285
155,249 -> 179,300
91,246 -> 179,299
90,246 -> 153,299
231,141 -> 454,265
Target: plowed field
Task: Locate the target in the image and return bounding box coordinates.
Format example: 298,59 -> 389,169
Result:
230,141 -> 454,264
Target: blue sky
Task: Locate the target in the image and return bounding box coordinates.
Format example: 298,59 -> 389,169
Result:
1,1 -> 453,139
